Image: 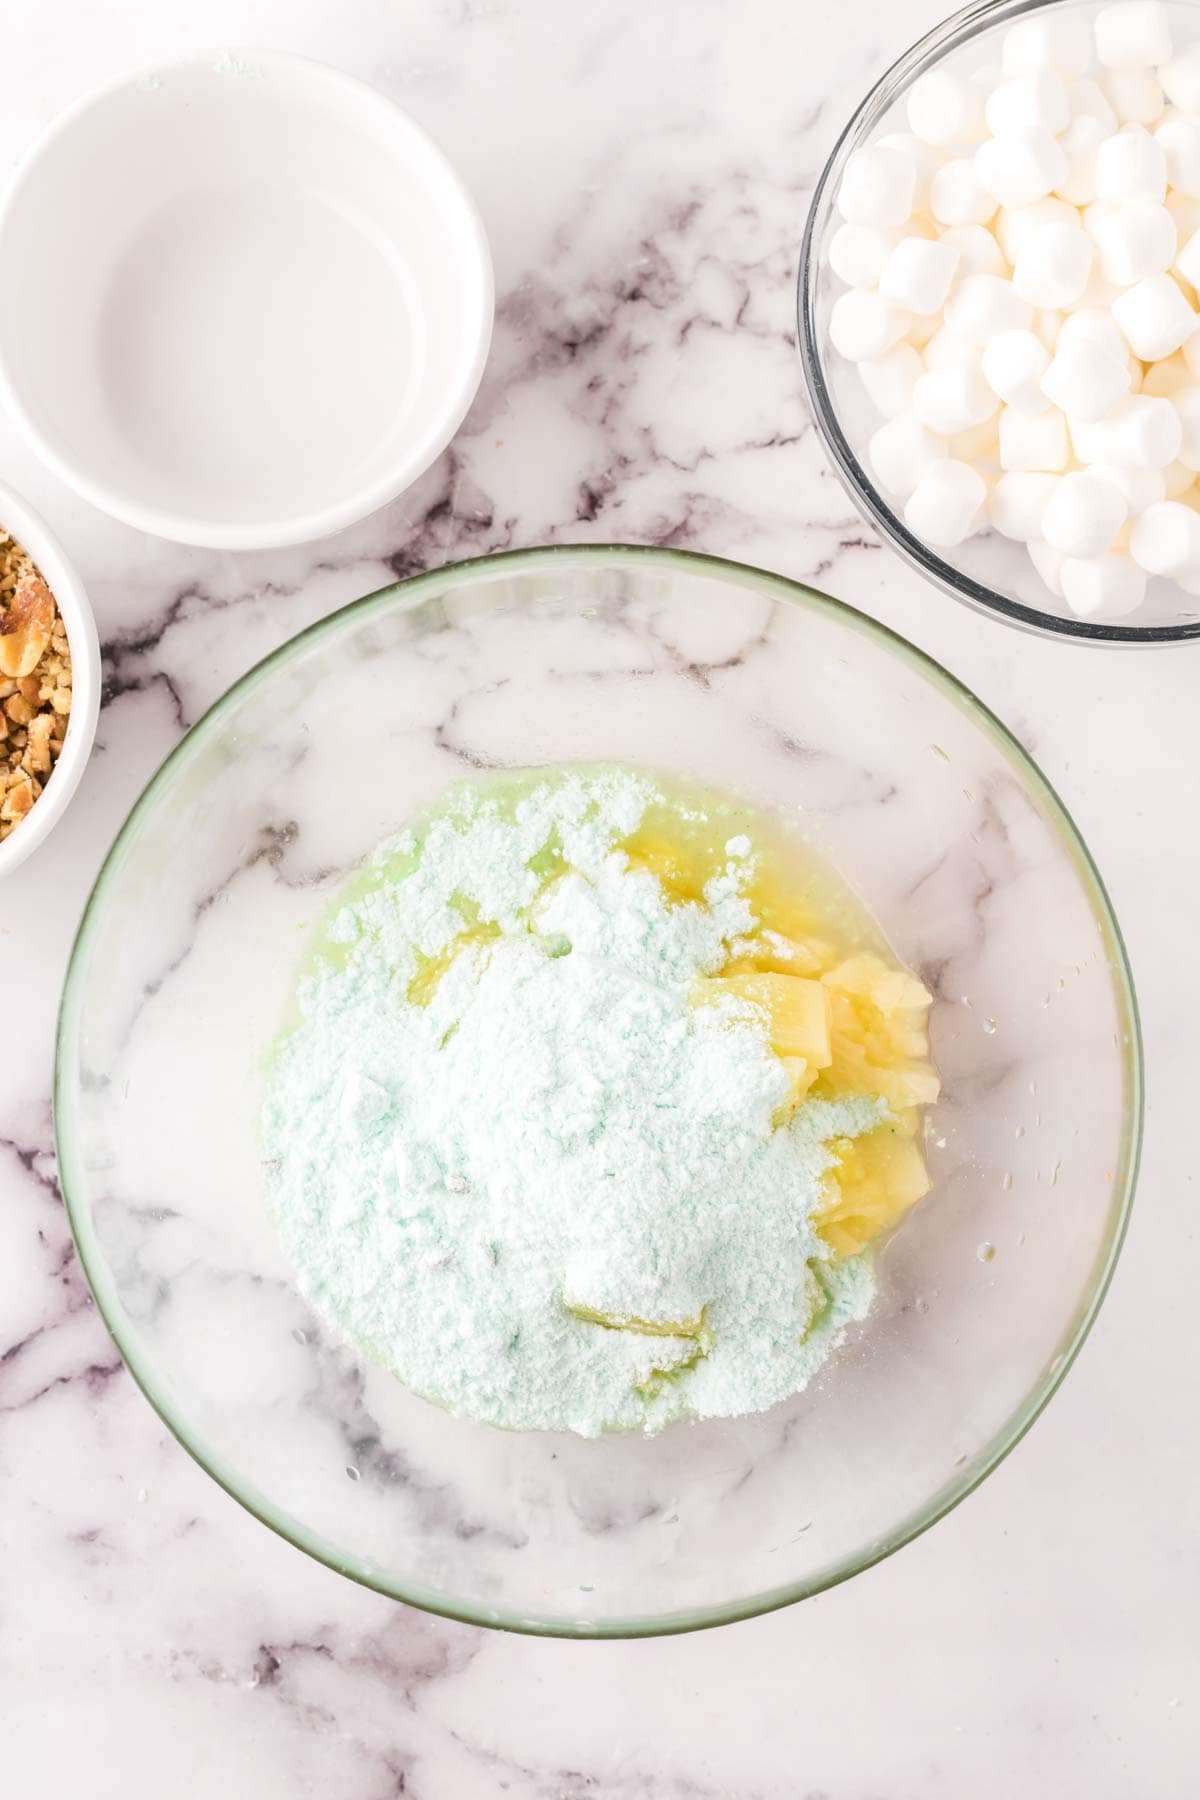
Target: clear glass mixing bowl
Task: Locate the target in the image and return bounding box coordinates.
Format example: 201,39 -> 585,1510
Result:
55,545 -> 1141,1635
798,0 -> 1200,645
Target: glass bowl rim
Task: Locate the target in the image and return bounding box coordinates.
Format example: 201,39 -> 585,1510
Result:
797,0 -> 1200,648
53,541 -> 1144,1638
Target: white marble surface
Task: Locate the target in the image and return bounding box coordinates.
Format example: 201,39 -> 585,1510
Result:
0,0 -> 1195,1792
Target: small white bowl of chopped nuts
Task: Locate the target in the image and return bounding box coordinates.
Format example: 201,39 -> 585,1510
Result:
0,478 -> 98,879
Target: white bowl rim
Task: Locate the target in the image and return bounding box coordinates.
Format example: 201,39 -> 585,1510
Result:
0,477 -> 100,880
0,48 -> 495,551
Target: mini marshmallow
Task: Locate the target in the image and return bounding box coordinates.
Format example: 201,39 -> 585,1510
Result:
877,133 -> 938,213
1141,352 -> 1191,397
944,273 -> 1034,341
1094,3 -> 1172,72
1088,200 -> 1176,286
1092,392 -> 1184,466
1087,462 -> 1166,512
903,459 -> 988,546
819,20 -> 1200,619
858,342 -> 923,419
1057,305 -> 1130,363
1095,125 -> 1167,205
970,63 -> 1004,102
1028,537 -> 1067,595
1111,271 -> 1197,359
985,72 -> 1070,140
1069,78 -> 1119,131
1156,119 -> 1200,200
1071,267 -> 1125,312
1167,191 -> 1200,242
827,223 -> 898,288
1058,114 -> 1109,205
982,328 -> 1051,413
1060,551 -> 1147,616
1172,385 -> 1200,469
922,325 -> 982,370
997,198 -> 1079,263
1013,224 -> 1094,308
1002,15 -> 1092,80
880,237 -> 961,313
1040,338 -> 1132,421
830,290 -> 911,362
1101,69 -> 1165,125
1067,413 -> 1110,462
975,133 -> 1068,209
906,69 -> 986,148
1158,43 -> 1200,115
1129,499 -> 1200,573
1041,470 -> 1128,555
949,419 -> 1001,467
999,404 -> 1070,471
939,223 -> 1008,277
837,145 -> 917,227
868,414 -> 947,499
930,158 -> 998,227
990,471 -> 1060,540
1176,225 -> 1200,290
1163,457 -> 1196,496
913,364 -> 998,435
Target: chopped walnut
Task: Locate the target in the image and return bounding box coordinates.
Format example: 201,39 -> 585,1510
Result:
0,572 -> 55,679
0,773 -> 35,821
0,536 -> 72,844
24,713 -> 53,776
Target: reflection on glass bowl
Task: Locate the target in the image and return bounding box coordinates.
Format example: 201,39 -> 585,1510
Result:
56,545 -> 1141,1636
799,0 -> 1200,644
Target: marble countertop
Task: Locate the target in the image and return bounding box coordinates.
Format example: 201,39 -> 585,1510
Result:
1,0 -> 1195,1793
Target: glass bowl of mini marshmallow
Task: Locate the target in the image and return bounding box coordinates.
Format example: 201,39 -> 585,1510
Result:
800,0 -> 1200,643
55,546 -> 1141,1635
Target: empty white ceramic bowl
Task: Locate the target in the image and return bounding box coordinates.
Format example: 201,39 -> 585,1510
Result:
0,478 -> 100,881
0,52 -> 494,549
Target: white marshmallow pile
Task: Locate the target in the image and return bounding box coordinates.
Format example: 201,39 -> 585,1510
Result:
824,1 -> 1200,621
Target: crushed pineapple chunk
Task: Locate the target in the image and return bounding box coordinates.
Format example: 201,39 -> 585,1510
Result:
799,1259 -> 834,1342
566,1298 -> 713,1403
564,1299 -> 712,1346
622,826 -> 711,905
695,971 -> 833,1067
408,922 -> 501,1006
816,1113 -> 931,1255
818,953 -> 940,1111
772,1053 -> 819,1127
633,1336 -> 711,1401
618,805 -> 940,1267
722,928 -> 834,978
744,867 -> 824,944
527,832 -> 568,884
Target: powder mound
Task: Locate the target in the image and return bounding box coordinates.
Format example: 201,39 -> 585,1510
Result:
262,767 -> 886,1436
